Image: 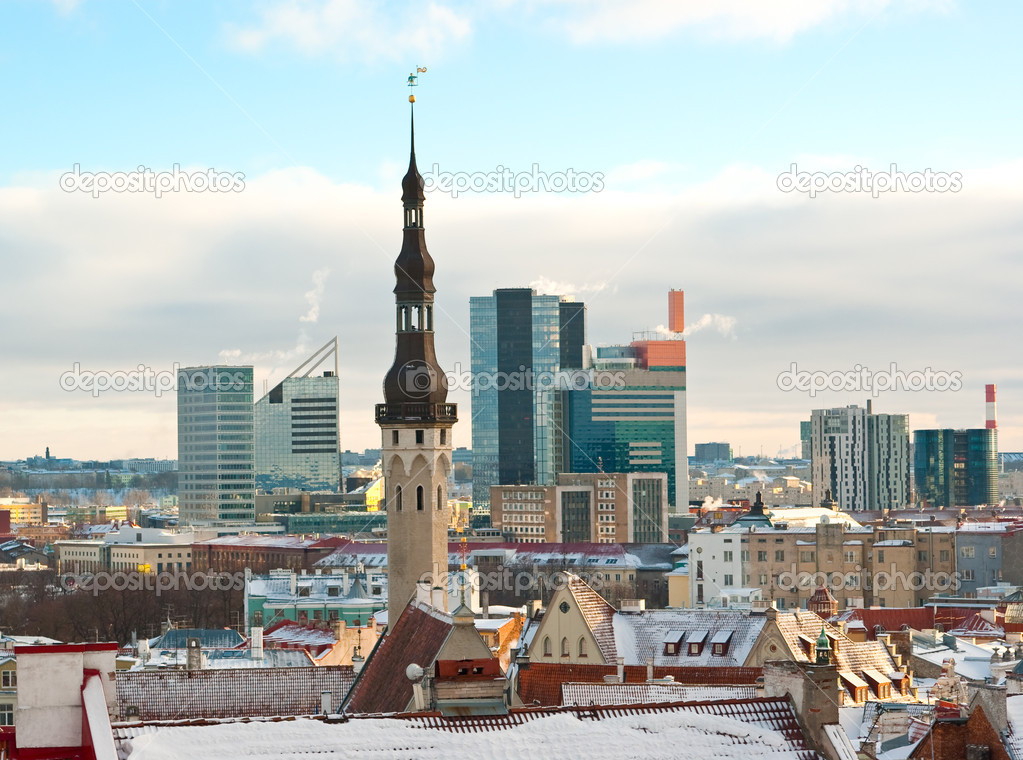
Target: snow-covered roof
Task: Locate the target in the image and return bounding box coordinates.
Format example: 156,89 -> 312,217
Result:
114,700 -> 817,759
561,682 -> 759,706
610,609 -> 765,667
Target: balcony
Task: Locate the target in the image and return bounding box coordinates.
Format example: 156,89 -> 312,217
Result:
375,403 -> 458,424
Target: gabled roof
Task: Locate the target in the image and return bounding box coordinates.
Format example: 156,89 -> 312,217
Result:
343,601 -> 455,714
566,576 -> 618,662
612,609 -> 765,667
831,607 -> 935,638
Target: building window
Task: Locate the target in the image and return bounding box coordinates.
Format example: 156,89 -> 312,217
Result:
775,550 -> 785,562
918,551 -> 928,562
0,703 -> 11,727
415,430 -> 424,445
962,569 -> 975,581
989,546 -> 997,558
961,546 -> 975,559
723,574 -> 733,586
440,430 -> 446,445
0,671 -> 15,688
395,485 -> 403,511
723,551 -> 733,563
561,637 -> 569,657
437,485 -> 444,511
940,550 -> 950,562
543,637 -> 552,657
392,430 -> 399,445
416,485 -> 424,511
578,638 -> 587,657
757,551 -> 767,562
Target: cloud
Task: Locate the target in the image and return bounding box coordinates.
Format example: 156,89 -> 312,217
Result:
225,0 -> 472,61
529,275 -> 608,298
0,155 -> 1020,461
507,0 -> 947,44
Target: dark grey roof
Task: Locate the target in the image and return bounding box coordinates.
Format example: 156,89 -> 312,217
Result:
151,628 -> 245,649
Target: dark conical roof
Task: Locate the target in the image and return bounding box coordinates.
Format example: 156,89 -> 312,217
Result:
401,107 -> 425,203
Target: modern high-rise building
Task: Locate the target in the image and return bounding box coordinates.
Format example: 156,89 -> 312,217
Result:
810,405 -> 867,512
376,99 -> 457,615
254,339 -> 341,493
469,289 -> 585,523
914,428 -> 998,507
799,420 -> 812,461
177,365 -> 255,525
810,403 -> 909,511
867,411 -> 910,510
567,290 -> 688,509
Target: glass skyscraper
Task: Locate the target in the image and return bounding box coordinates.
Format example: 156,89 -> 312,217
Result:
914,428 -> 997,507
177,365 -> 255,525
469,289 -> 585,523
254,340 -> 341,493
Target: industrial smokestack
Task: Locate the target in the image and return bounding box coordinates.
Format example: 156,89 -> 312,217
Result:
986,384 -> 997,430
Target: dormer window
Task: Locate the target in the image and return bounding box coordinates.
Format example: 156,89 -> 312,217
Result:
663,631 -> 686,656
710,630 -> 733,656
687,630 -> 707,655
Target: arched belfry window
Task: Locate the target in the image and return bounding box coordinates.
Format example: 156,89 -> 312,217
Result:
416,485 -> 424,511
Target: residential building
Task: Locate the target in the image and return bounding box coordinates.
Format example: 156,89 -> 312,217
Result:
955,523 -> 1006,595
470,288 -> 585,522
810,403 -> 909,511
914,428 -> 998,507
54,524 -> 206,574
177,365 -> 255,525
489,472 -> 669,544
254,339 -> 341,493
567,290 -> 688,509
245,568 -> 387,629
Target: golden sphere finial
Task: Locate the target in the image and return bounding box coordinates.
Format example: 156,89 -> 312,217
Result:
409,94 -> 415,103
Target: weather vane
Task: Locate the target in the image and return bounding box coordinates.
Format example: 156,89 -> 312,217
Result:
407,66 -> 427,102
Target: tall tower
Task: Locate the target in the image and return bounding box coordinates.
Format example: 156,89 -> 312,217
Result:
376,95 -> 457,617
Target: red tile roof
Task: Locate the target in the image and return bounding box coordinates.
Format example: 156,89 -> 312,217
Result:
517,662 -> 763,707
343,601 -> 454,715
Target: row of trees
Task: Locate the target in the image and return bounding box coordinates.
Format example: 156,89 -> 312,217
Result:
0,569 -> 244,644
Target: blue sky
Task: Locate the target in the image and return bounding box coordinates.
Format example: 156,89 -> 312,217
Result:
0,0 -> 1020,461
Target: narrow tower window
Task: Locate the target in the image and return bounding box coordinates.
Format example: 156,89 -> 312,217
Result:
415,430 -> 424,444
395,485 -> 403,512
416,485 -> 424,511
392,430 -> 399,445
440,429 -> 446,445
437,485 -> 443,511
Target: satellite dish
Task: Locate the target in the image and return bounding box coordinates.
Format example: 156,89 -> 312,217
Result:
406,663 -> 425,682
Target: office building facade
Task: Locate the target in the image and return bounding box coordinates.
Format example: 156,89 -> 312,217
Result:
914,428 -> 998,507
254,339 -> 341,493
177,365 -> 255,525
469,289 -> 585,522
567,290 -> 688,509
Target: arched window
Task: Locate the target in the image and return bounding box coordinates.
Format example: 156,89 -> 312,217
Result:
578,637 -> 587,657
561,637 -> 569,657
543,637 -> 552,657
437,485 -> 444,511
416,485 -> 424,511
395,485 -> 402,512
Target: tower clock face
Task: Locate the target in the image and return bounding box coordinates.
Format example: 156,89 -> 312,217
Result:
398,360 -> 437,399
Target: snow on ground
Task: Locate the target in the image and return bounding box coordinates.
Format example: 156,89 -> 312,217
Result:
122,711 -> 811,760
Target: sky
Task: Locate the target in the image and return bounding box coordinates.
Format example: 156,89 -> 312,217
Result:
0,0 -> 1020,462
